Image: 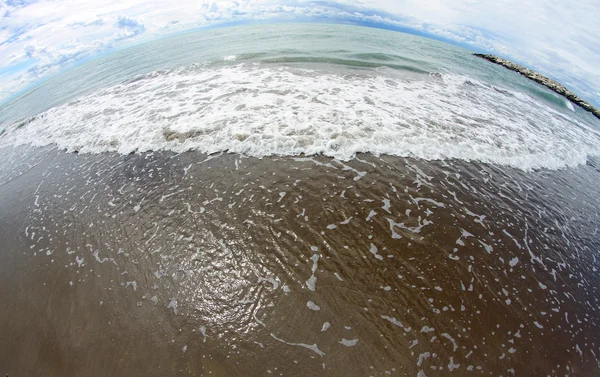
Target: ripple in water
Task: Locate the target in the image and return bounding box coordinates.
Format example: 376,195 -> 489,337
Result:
0,146 -> 598,376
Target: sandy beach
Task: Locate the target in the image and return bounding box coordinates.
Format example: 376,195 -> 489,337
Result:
0,146 -> 598,376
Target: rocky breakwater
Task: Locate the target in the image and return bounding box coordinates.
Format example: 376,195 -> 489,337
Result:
473,53 -> 600,120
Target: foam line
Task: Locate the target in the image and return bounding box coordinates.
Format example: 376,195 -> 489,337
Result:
2,64 -> 599,171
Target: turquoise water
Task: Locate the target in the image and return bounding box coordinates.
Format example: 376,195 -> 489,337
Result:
1,23 -> 599,169
1,23 -> 600,377
0,24 -> 588,121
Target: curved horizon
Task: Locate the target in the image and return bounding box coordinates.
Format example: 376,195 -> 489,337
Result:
1,1 -> 599,108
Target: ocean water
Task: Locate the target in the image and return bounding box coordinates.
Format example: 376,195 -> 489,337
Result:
0,23 -> 599,377
1,23 -> 599,169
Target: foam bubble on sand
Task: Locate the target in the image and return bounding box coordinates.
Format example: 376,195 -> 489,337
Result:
167,298 -> 178,314
199,326 -> 207,343
2,64 -> 599,170
448,356 -> 460,371
271,333 -> 325,357
306,253 -> 319,291
369,243 -> 383,260
307,301 -> 321,311
339,338 -> 359,347
381,315 -> 404,328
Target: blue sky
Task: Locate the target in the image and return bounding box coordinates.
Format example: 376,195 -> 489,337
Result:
1,0 -> 599,107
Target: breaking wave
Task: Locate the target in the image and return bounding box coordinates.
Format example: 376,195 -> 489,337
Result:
1,63 -> 599,171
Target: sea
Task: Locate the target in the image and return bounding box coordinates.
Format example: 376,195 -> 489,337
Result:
0,23 -> 599,377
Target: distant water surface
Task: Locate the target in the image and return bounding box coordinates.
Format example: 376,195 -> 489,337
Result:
1,23 -> 599,170
0,23 -> 599,377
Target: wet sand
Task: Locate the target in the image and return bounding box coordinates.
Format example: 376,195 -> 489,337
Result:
0,147 -> 599,376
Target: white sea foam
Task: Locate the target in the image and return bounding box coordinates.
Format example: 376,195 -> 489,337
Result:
2,63 -> 599,170
565,100 -> 575,112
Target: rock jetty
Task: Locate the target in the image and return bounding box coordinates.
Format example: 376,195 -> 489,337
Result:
473,53 -> 600,120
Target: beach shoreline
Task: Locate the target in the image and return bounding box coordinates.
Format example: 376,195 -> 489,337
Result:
1,146 -> 599,376
473,53 -> 600,120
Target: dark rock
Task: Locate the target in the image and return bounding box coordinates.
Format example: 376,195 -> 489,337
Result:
473,53 -> 600,120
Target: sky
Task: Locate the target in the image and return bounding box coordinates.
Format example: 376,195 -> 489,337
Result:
1,0 -> 599,107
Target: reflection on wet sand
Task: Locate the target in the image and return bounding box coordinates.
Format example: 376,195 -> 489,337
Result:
0,147 -> 599,376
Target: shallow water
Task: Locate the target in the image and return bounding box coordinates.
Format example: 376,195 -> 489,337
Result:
1,22 -> 600,377
0,146 -> 598,376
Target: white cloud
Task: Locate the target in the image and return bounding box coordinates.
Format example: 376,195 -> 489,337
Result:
0,0 -> 599,106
